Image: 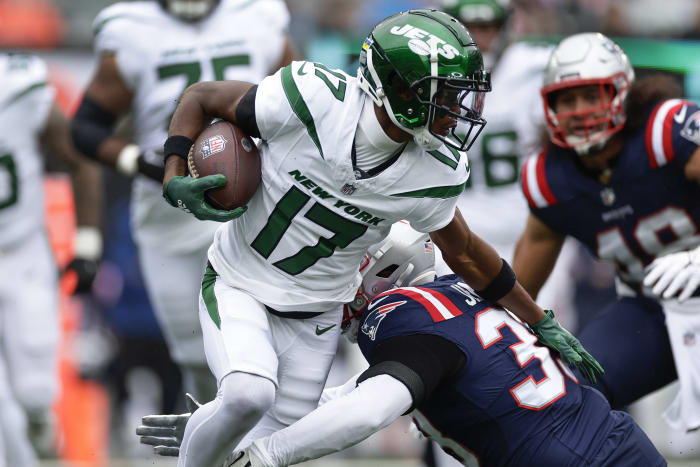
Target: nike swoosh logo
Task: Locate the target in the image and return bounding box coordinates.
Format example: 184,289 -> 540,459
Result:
297,62 -> 309,76
674,105 -> 687,124
315,323 -> 336,335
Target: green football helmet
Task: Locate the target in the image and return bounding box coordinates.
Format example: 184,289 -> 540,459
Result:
358,9 -> 491,151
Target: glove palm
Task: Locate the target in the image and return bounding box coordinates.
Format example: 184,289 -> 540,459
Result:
531,310 -> 604,384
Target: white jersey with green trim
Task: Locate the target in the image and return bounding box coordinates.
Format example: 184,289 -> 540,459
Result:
438,42 -> 552,262
209,61 -> 470,312
93,0 -> 289,253
0,54 -> 54,248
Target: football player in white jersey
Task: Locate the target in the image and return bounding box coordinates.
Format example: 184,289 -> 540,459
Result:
156,10 -> 601,467
436,0 -> 579,333
0,53 -> 101,465
71,0 -> 298,402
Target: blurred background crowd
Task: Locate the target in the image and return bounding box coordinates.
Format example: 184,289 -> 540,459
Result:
2,0 -> 700,465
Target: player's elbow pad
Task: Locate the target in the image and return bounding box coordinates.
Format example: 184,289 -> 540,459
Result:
71,95 -> 118,159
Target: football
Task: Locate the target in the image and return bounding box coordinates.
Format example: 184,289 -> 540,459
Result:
187,120 -> 261,210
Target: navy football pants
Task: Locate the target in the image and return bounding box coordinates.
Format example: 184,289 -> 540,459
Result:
574,296 -> 676,409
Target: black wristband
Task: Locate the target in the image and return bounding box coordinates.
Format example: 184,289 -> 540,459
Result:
163,135 -> 194,163
476,259 -> 516,303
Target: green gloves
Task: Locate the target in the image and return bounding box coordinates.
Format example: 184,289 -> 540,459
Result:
531,310 -> 604,384
163,175 -> 247,222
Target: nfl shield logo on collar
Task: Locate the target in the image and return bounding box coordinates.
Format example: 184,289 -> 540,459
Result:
341,183 -> 357,196
600,187 -> 616,206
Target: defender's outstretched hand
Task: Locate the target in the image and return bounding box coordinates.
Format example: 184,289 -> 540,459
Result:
531,310 -> 604,384
163,174 -> 247,222
136,393 -> 201,457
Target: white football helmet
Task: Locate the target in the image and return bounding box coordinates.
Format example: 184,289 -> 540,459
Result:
541,32 -> 635,155
342,222 -> 436,342
157,0 -> 220,21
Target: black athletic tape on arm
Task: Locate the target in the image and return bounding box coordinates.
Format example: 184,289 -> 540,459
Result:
235,85 -> 260,139
360,334 -> 465,413
71,95 -> 118,159
163,136 -> 194,163
357,361 -> 425,414
476,259 -> 516,303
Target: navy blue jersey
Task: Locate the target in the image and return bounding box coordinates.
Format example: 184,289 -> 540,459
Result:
521,99 -> 700,286
357,275 -> 617,466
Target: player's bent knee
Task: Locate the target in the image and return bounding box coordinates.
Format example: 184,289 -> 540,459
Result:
219,372 -> 275,427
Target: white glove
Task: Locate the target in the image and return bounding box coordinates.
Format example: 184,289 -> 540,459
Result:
135,393 -> 200,457
644,246 -> 700,302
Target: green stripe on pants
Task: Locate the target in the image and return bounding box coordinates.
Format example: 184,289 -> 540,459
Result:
201,265 -> 221,329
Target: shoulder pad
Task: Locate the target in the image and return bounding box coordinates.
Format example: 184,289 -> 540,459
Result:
231,0 -> 290,32
645,98 -> 695,168
521,150 -> 557,208
93,1 -> 162,37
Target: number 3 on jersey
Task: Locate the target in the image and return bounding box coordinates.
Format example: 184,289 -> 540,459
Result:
475,307 -> 567,410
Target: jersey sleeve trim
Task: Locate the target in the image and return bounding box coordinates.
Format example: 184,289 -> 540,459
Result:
390,181 -> 468,199
6,81 -> 47,108
645,98 -> 688,168
521,150 -> 557,208
280,64 -> 324,159
373,287 -> 463,322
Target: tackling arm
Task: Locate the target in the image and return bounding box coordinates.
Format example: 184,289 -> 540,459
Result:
249,375 -> 412,467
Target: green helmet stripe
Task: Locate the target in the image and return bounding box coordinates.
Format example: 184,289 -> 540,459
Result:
391,182 -> 467,198
281,65 -> 324,159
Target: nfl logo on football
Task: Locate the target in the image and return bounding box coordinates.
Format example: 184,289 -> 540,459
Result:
341,183 -> 357,196
201,135 -> 227,159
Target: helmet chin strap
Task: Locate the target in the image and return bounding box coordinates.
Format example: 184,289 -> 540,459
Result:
360,47 -> 443,151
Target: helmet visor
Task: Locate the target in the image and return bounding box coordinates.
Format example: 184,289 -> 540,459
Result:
415,70 -> 491,151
